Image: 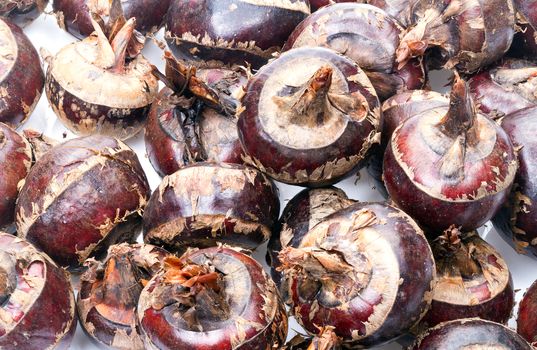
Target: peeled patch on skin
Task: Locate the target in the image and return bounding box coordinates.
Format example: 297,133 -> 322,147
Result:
0,21 -> 16,83
87,0 -> 111,16
49,37 -> 158,109
307,188 -> 355,231
259,56 -> 351,150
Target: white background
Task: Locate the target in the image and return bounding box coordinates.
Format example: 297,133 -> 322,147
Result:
12,5 -> 537,349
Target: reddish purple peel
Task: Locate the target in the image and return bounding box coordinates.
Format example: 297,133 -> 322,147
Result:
78,243 -> 169,349
469,59 -> 537,119
494,106 -> 537,257
420,229 -> 514,329
165,0 -> 310,69
518,280 -> 537,344
15,135 -> 150,270
267,187 -> 355,287
280,202 -> 435,347
285,3 -> 426,101
411,319 -> 532,349
0,18 -> 44,128
396,0 -> 514,73
45,12 -> 158,140
52,0 -> 171,39
143,162 -> 279,252
366,89 -> 449,195
0,233 -> 77,349
0,123 -> 32,230
384,75 -> 517,234
138,247 -> 288,349
145,63 -> 247,177
238,46 -> 381,186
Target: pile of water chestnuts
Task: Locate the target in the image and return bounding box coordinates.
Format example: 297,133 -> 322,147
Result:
3,1 -> 537,349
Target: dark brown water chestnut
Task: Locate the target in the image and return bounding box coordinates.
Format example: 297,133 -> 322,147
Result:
143,162 -> 279,252
419,226 -> 514,330
283,327 -> 341,350
15,135 -> 150,270
367,89 -> 449,196
0,232 -> 77,349
145,53 -> 246,177
0,0 -> 48,25
138,246 -> 288,349
397,0 -> 515,73
278,201 -> 436,347
78,243 -> 169,349
469,59 -> 537,119
284,3 -> 426,101
518,280 -> 537,345
0,123 -> 31,231
53,0 -> 171,39
0,18 -> 44,128
383,74 -> 518,235
267,187 -> 355,286
410,318 -> 533,350
494,106 -> 537,257
238,47 -> 381,187
45,15 -> 158,140
165,0 -> 310,69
